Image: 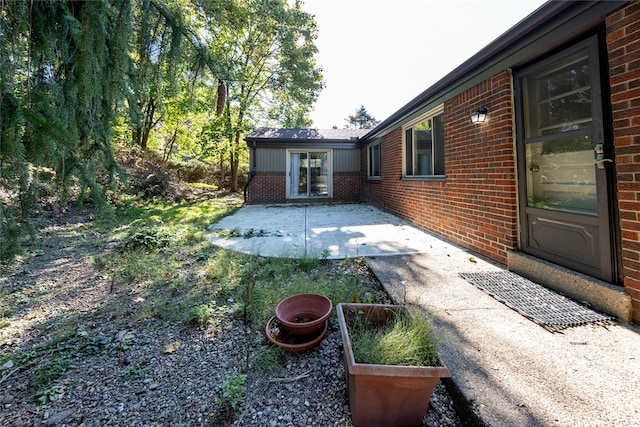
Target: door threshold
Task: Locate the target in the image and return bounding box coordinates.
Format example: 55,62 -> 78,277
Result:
507,251 -> 632,323
285,197 -> 333,204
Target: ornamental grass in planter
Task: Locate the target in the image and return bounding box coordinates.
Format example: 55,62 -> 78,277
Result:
337,303 -> 450,427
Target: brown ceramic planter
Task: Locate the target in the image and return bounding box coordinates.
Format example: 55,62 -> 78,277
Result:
337,303 -> 451,427
275,293 -> 332,336
265,316 -> 328,352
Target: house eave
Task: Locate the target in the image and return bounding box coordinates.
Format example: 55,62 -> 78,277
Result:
359,0 -> 627,145
245,127 -> 366,149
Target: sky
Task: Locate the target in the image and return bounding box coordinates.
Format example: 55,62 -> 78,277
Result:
300,0 -> 548,129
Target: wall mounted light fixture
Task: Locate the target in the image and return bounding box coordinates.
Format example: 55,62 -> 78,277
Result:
471,107 -> 489,124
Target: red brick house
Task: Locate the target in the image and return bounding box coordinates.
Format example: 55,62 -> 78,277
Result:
245,1 -> 640,324
244,128 -> 369,204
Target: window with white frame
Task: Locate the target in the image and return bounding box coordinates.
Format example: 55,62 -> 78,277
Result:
368,140 -> 381,178
403,107 -> 445,177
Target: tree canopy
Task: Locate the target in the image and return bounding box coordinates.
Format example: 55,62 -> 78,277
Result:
0,0 -> 324,261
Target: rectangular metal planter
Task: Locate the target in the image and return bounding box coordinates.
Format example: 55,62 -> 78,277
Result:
337,303 -> 451,427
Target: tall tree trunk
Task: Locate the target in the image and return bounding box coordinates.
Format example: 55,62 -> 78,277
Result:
218,154 -> 226,189
132,129 -> 142,147
132,97 -> 157,150
229,130 -> 241,192
163,127 -> 178,162
141,127 -> 150,150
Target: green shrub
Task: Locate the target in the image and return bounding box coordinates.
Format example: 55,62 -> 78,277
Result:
122,227 -> 172,251
217,373 -> 247,409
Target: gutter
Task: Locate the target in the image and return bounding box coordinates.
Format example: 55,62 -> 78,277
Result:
245,140 -> 360,150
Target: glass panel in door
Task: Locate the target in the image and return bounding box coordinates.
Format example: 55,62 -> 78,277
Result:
298,152 -> 308,196
289,152 -> 308,197
525,136 -> 596,214
309,152 -> 328,196
523,50 -> 596,215
289,151 -> 329,198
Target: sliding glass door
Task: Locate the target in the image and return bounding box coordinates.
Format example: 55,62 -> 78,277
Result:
288,150 -> 331,199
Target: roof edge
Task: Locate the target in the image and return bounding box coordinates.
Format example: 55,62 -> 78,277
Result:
360,0 -> 626,143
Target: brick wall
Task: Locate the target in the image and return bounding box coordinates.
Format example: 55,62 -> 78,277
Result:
607,1 -> 640,323
361,70 -> 519,264
334,172 -> 361,202
246,172 -> 286,204
247,171 -> 360,204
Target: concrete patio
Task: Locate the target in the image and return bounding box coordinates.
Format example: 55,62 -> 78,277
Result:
208,203 -> 463,259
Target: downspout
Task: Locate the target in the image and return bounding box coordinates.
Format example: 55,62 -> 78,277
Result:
244,141 -> 257,203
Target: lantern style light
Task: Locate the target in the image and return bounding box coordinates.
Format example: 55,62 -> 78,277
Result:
471,107 -> 489,124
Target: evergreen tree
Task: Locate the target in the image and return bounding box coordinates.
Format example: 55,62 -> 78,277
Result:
1,0 -> 132,261
346,105 -> 379,129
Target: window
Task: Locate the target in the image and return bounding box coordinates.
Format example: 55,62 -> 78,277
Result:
403,108 -> 445,177
368,140 -> 381,178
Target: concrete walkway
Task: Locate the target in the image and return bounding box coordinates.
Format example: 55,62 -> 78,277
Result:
209,203 -> 640,426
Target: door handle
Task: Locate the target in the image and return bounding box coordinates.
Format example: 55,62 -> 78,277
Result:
594,143 -> 612,169
594,158 -> 613,169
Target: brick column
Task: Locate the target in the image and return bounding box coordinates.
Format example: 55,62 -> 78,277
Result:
607,1 -> 640,323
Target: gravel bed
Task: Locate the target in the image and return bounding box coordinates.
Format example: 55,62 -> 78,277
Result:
0,210 -> 462,426
2,313 -> 461,426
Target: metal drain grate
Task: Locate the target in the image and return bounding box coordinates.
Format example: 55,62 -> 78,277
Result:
460,271 -> 614,332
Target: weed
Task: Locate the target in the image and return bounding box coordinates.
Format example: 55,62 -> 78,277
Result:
122,227 -> 172,252
217,373 -> 247,409
189,304 -> 213,325
93,254 -> 109,270
230,254 -> 367,330
216,227 -> 268,239
242,228 -> 266,238
217,228 -> 242,238
0,349 -> 37,366
119,365 -> 152,382
187,182 -> 218,190
229,302 -> 245,318
35,385 -> 65,405
251,346 -> 284,372
34,356 -> 73,392
188,303 -> 227,326
136,295 -> 187,322
297,254 -> 319,272
82,335 -> 112,354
